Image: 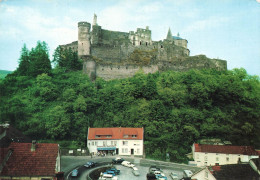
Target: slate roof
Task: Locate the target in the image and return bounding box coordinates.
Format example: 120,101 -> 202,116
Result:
88,127 -> 143,140
211,164 -> 260,180
194,143 -> 259,155
172,36 -> 183,40
0,142 -> 59,176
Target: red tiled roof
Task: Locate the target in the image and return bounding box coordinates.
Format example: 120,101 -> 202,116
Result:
194,143 -> 259,155
0,142 -> 59,176
88,127 -> 143,140
0,148 -> 9,163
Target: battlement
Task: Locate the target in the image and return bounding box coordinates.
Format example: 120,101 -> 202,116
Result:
78,22 -> 91,28
60,14 -> 227,81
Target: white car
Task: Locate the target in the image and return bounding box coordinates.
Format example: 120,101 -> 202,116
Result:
121,160 -> 135,167
183,170 -> 193,177
170,172 -> 178,180
154,170 -> 165,177
132,166 -> 138,170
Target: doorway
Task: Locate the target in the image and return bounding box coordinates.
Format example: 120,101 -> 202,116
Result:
131,149 -> 134,155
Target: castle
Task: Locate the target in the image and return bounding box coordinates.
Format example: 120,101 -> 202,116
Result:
61,14 -> 227,80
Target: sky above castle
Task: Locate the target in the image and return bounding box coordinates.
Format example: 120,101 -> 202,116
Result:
0,0 -> 259,76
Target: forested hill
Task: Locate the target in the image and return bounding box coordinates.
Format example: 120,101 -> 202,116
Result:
0,42 -> 259,163
0,70 -> 12,79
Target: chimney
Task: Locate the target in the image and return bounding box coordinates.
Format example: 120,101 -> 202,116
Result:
31,140 -> 37,152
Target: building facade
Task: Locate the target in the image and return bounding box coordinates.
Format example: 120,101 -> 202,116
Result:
87,127 -> 144,156
192,143 -> 259,167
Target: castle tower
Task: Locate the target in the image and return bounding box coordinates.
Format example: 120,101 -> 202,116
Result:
78,21 -> 91,58
93,13 -> 97,26
166,28 -> 173,40
91,14 -> 102,45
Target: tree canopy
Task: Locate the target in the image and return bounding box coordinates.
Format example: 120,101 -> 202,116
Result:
0,42 -> 259,163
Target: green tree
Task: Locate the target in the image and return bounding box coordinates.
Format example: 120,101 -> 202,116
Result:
17,44 -> 30,76
30,41 -> 52,77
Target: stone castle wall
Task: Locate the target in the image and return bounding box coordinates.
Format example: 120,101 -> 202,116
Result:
60,15 -> 227,81
96,64 -> 159,80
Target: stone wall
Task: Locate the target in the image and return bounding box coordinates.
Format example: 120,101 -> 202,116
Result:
159,55 -> 227,72
96,64 -> 159,80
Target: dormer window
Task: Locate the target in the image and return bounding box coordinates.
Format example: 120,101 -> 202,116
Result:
123,135 -> 129,138
95,135 -> 101,138
132,135 -> 137,138
106,135 -> 112,138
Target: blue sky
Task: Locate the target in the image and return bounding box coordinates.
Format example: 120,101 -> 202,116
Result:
0,0 -> 259,76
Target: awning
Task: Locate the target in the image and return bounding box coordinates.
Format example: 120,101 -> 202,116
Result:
97,147 -> 116,151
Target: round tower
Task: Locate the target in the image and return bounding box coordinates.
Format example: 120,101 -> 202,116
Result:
78,22 -> 91,58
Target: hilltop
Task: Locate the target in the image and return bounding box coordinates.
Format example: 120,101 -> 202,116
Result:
0,70 -> 12,79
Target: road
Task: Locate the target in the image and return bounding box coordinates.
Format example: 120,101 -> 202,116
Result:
61,155 -> 202,180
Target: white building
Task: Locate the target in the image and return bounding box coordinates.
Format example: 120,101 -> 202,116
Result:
191,167 -> 216,180
192,143 -> 259,167
87,127 -> 144,156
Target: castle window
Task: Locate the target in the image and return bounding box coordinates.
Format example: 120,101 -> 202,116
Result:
161,45 -> 163,48
146,42 -> 148,46
140,41 -> 142,45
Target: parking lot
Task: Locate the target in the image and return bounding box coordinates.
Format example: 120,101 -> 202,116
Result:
62,156 -> 202,180
111,164 -> 184,180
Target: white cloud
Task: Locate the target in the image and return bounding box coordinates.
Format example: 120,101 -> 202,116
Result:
184,16 -> 230,33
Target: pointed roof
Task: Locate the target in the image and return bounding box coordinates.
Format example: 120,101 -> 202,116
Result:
166,28 -> 173,40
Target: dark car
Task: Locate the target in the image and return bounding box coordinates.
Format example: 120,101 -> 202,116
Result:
107,168 -> 120,175
112,157 -> 125,163
84,161 -> 96,168
147,172 -> 157,180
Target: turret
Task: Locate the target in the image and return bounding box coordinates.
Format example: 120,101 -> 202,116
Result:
93,13 -> 97,26
91,14 -> 102,45
78,21 -> 91,58
166,28 -> 173,40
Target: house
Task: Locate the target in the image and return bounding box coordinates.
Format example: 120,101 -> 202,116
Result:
209,161 -> 260,180
87,127 -> 144,156
0,141 -> 62,180
190,167 -> 216,180
192,143 -> 259,167
0,123 -> 31,148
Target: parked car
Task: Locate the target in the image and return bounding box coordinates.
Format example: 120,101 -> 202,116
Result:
121,160 -> 135,167
154,170 -> 166,177
149,166 -> 157,173
132,169 -> 140,176
84,161 -> 96,168
170,172 -> 178,180
112,157 -> 125,163
71,169 -> 79,177
156,174 -> 168,180
132,166 -> 138,171
147,172 -> 157,180
183,170 -> 193,177
104,170 -> 116,176
149,165 -> 162,173
107,168 -> 120,175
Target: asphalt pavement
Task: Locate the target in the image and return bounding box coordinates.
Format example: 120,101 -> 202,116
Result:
61,155 -> 202,180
